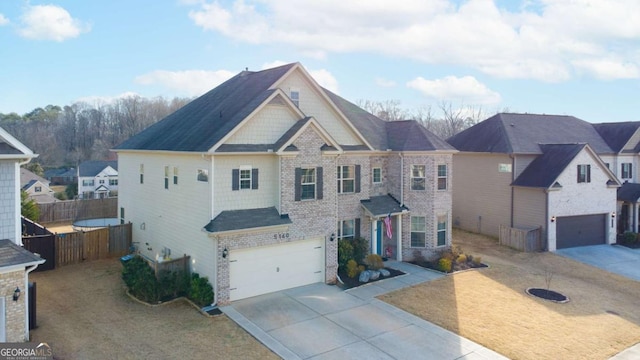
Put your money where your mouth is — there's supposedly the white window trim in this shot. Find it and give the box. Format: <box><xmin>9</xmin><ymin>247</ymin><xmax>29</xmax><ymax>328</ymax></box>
<box><xmin>337</xmin><ymin>219</ymin><xmax>355</xmax><ymax>240</ymax></box>
<box><xmin>239</xmin><ymin>165</ymin><xmax>252</xmax><ymax>190</ymax></box>
<box><xmin>437</xmin><ymin>164</ymin><xmax>447</xmax><ymax>191</ymax></box>
<box><xmin>621</xmin><ymin>163</ymin><xmax>632</xmax><ymax>179</ymax></box>
<box><xmin>337</xmin><ymin>165</ymin><xmax>355</xmax><ymax>193</ymax></box>
<box><xmin>301</xmin><ymin>168</ymin><xmax>316</xmax><ymax>200</ymax></box>
<box><xmin>436</xmin><ymin>214</ymin><xmax>447</xmax><ymax>247</ymax></box>
<box><xmin>372</xmin><ymin>167</ymin><xmax>382</xmax><ymax>184</ymax></box>
<box><xmin>173</xmin><ymin>167</ymin><xmax>179</xmax><ymax>185</ymax></box>
<box><xmin>164</xmin><ymin>165</ymin><xmax>169</xmax><ymax>189</ymax></box>
<box><xmin>197</xmin><ymin>169</ymin><xmax>209</xmax><ymax>182</ymax></box>
<box><xmin>410</xmin><ymin>216</ymin><xmax>427</xmax><ymax>248</ymax></box>
<box><xmin>290</xmin><ymin>88</ymin><xmax>300</xmax><ymax>107</ymax></box>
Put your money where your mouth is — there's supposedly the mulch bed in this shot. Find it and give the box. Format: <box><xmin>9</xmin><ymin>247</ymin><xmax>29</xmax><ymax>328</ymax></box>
<box><xmin>337</xmin><ymin>267</ymin><xmax>405</xmax><ymax>289</ymax></box>
<box><xmin>526</xmin><ymin>288</ymin><xmax>569</xmax><ymax>303</ymax></box>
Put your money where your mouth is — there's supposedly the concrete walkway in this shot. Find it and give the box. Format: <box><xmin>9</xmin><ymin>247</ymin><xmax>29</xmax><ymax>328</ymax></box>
<box><xmin>222</xmin><ymin>261</ymin><xmax>508</xmax><ymax>359</ymax></box>
<box><xmin>556</xmin><ymin>245</ymin><xmax>640</xmax><ymax>359</ymax></box>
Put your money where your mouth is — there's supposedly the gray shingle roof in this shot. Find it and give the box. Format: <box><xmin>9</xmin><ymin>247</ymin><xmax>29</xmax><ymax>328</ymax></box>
<box><xmin>78</xmin><ymin>160</ymin><xmax>118</xmax><ymax>177</ymax></box>
<box><xmin>386</xmin><ymin>120</ymin><xmax>456</xmax><ymax>151</ymax></box>
<box><xmin>447</xmin><ymin>113</ymin><xmax>614</xmax><ymax>155</ymax></box>
<box><xmin>116</xmin><ymin>64</ymin><xmax>295</xmax><ymax>152</ymax></box>
<box><xmin>618</xmin><ymin>182</ymin><xmax>640</xmax><ymax>202</ymax></box>
<box><xmin>360</xmin><ymin>195</ymin><xmax>409</xmax><ymax>218</ymax></box>
<box><xmin>204</xmin><ymin>207</ymin><xmax>292</xmax><ymax>233</ymax></box>
<box><xmin>20</xmin><ymin>168</ymin><xmax>48</xmax><ymax>187</ymax></box>
<box><xmin>0</xmin><ymin>239</ymin><xmax>45</xmax><ymax>268</ymax></box>
<box><xmin>512</xmin><ymin>144</ymin><xmax>586</xmax><ymax>188</ymax></box>
<box><xmin>593</xmin><ymin>122</ymin><xmax>640</xmax><ymax>153</ymax></box>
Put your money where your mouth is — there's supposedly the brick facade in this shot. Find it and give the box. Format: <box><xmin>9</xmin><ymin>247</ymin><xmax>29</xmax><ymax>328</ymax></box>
<box><xmin>0</xmin><ymin>269</ymin><xmax>26</xmax><ymax>342</ymax></box>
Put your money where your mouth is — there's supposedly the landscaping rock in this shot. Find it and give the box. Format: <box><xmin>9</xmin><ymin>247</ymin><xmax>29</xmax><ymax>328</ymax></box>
<box><xmin>358</xmin><ymin>270</ymin><xmax>371</xmax><ymax>283</ymax></box>
<box><xmin>370</xmin><ymin>270</ymin><xmax>380</xmax><ymax>280</ymax></box>
<box><xmin>379</xmin><ymin>268</ymin><xmax>390</xmax><ymax>277</ymax></box>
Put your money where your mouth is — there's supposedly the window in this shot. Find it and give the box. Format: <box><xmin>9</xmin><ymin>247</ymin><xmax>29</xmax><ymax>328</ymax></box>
<box><xmin>372</xmin><ymin>167</ymin><xmax>382</xmax><ymax>184</ymax></box>
<box><xmin>173</xmin><ymin>167</ymin><xmax>178</xmax><ymax>185</ymax></box>
<box><xmin>498</xmin><ymin>163</ymin><xmax>512</xmax><ymax>173</ymax></box>
<box><xmin>411</xmin><ymin>216</ymin><xmax>426</xmax><ymax>247</ymax></box>
<box><xmin>164</xmin><ymin>166</ymin><xmax>169</xmax><ymax>189</ymax></box>
<box><xmin>99</xmin><ymin>179</ymin><xmax>105</xmax><ymax>184</ymax></box>
<box><xmin>109</xmin><ymin>179</ymin><xmax>118</xmax><ymax>186</ymax></box>
<box><xmin>622</xmin><ymin>163</ymin><xmax>633</xmax><ymax>179</ymax></box>
<box><xmin>437</xmin><ymin>215</ymin><xmax>447</xmax><ymax>246</ymax></box>
<box><xmin>197</xmin><ymin>169</ymin><xmax>209</xmax><ymax>182</ymax></box>
<box><xmin>139</xmin><ymin>164</ymin><xmax>144</xmax><ymax>184</ymax></box>
<box><xmin>34</xmin><ymin>186</ymin><xmax>41</xmax><ymax>193</ymax></box>
<box><xmin>120</xmin><ymin>207</ymin><xmax>125</xmax><ymax>225</ymax></box>
<box><xmin>301</xmin><ymin>168</ymin><xmax>316</xmax><ymax>200</ymax></box>
<box><xmin>232</xmin><ymin>167</ymin><xmax>258</xmax><ymax>190</ymax></box>
<box><xmin>82</xmin><ymin>180</ymin><xmax>94</xmax><ymax>187</ymax></box>
<box><xmin>605</xmin><ymin>163</ymin><xmax>610</xmax><ymax>170</ymax></box>
<box><xmin>577</xmin><ymin>164</ymin><xmax>591</xmax><ymax>183</ymax></box>
<box><xmin>411</xmin><ymin>165</ymin><xmax>425</xmax><ymax>190</ymax></box>
<box><xmin>338</xmin><ymin>219</ymin><xmax>355</xmax><ymax>240</ymax></box>
<box><xmin>337</xmin><ymin>165</ymin><xmax>355</xmax><ymax>193</ymax></box>
<box><xmin>290</xmin><ymin>89</ymin><xmax>300</xmax><ymax>107</ymax></box>
<box><xmin>437</xmin><ymin>164</ymin><xmax>447</xmax><ymax>190</ymax></box>
<box><xmin>240</xmin><ymin>169</ymin><xmax>251</xmax><ymax>189</ymax></box>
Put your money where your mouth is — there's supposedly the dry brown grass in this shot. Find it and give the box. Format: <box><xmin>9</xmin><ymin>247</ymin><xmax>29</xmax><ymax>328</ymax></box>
<box><xmin>30</xmin><ymin>259</ymin><xmax>278</xmax><ymax>360</ymax></box>
<box><xmin>380</xmin><ymin>229</ymin><xmax>640</xmax><ymax>360</ymax></box>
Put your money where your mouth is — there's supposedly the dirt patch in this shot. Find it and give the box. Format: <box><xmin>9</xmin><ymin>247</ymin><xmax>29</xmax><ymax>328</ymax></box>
<box><xmin>379</xmin><ymin>229</ymin><xmax>640</xmax><ymax>360</ymax></box>
<box><xmin>30</xmin><ymin>259</ymin><xmax>278</xmax><ymax>360</ymax></box>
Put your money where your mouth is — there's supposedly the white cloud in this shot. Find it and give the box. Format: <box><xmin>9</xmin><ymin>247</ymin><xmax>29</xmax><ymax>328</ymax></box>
<box><xmin>0</xmin><ymin>14</ymin><xmax>9</xmax><ymax>26</ymax></box>
<box><xmin>135</xmin><ymin>70</ymin><xmax>236</xmax><ymax>96</ymax></box>
<box><xmin>375</xmin><ymin>78</ymin><xmax>397</xmax><ymax>88</ymax></box>
<box><xmin>260</xmin><ymin>62</ymin><xmax>339</xmax><ymax>93</ymax></box>
<box><xmin>407</xmin><ymin>76</ymin><xmax>502</xmax><ymax>105</ymax></box>
<box><xmin>185</xmin><ymin>0</ymin><xmax>640</xmax><ymax>81</ymax></box>
<box><xmin>18</xmin><ymin>5</ymin><xmax>89</xmax><ymax>41</ymax></box>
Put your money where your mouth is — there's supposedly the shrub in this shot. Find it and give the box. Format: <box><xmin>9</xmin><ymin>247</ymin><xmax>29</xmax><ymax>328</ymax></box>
<box><xmin>438</xmin><ymin>258</ymin><xmax>452</xmax><ymax>273</ymax></box>
<box><xmin>351</xmin><ymin>237</ymin><xmax>369</xmax><ymax>264</ymax></box>
<box><xmin>122</xmin><ymin>256</ymin><xmax>158</xmax><ymax>302</ymax></box>
<box><xmin>157</xmin><ymin>270</ymin><xmax>190</xmax><ymax>301</ymax></box>
<box><xmin>364</xmin><ymin>254</ymin><xmax>384</xmax><ymax>270</ymax></box>
<box><xmin>456</xmin><ymin>254</ymin><xmax>467</xmax><ymax>264</ymax></box>
<box><xmin>472</xmin><ymin>256</ymin><xmax>482</xmax><ymax>265</ymax></box>
<box><xmin>346</xmin><ymin>260</ymin><xmax>360</xmax><ymax>278</ymax></box>
<box><xmin>623</xmin><ymin>232</ymin><xmax>638</xmax><ymax>244</ymax></box>
<box><xmin>338</xmin><ymin>239</ymin><xmax>354</xmax><ymax>271</ymax></box>
<box><xmin>188</xmin><ymin>273</ymin><xmax>214</xmax><ymax>307</ymax></box>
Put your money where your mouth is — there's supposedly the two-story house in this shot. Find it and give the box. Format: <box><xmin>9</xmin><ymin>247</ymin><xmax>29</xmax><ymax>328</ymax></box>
<box><xmin>115</xmin><ymin>63</ymin><xmax>456</xmax><ymax>304</ymax></box>
<box><xmin>0</xmin><ymin>126</ymin><xmax>45</xmax><ymax>341</ymax></box>
<box><xmin>447</xmin><ymin>113</ymin><xmax>621</xmax><ymax>251</ymax></box>
<box><xmin>593</xmin><ymin>122</ymin><xmax>640</xmax><ymax>234</ymax></box>
<box><xmin>77</xmin><ymin>160</ymin><xmax>118</xmax><ymax>199</ymax></box>
<box><xmin>20</xmin><ymin>168</ymin><xmax>57</xmax><ymax>203</ymax></box>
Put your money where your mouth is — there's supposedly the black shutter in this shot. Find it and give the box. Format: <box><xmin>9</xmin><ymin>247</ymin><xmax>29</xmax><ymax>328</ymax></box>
<box><xmin>295</xmin><ymin>168</ymin><xmax>302</xmax><ymax>201</ymax></box>
<box><xmin>355</xmin><ymin>218</ymin><xmax>361</xmax><ymax>239</ymax></box>
<box><xmin>252</xmin><ymin>168</ymin><xmax>259</xmax><ymax>189</ymax></box>
<box><xmin>630</xmin><ymin>164</ymin><xmax>633</xmax><ymax>178</ymax></box>
<box><xmin>587</xmin><ymin>164</ymin><xmax>591</xmax><ymax>183</ymax></box>
<box><xmin>577</xmin><ymin>165</ymin><xmax>580</xmax><ymax>183</ymax></box>
<box><xmin>317</xmin><ymin>167</ymin><xmax>323</xmax><ymax>200</ymax></box>
<box><xmin>355</xmin><ymin>165</ymin><xmax>361</xmax><ymax>193</ymax></box>
<box><xmin>232</xmin><ymin>169</ymin><xmax>239</xmax><ymax>191</ymax></box>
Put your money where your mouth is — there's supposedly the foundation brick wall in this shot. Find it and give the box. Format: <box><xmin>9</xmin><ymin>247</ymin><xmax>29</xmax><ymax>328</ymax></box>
<box><xmin>0</xmin><ymin>270</ymin><xmax>26</xmax><ymax>342</ymax></box>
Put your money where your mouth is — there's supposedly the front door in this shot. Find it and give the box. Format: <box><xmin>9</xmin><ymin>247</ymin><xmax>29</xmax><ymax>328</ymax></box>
<box><xmin>376</xmin><ymin>220</ymin><xmax>383</xmax><ymax>256</ymax></box>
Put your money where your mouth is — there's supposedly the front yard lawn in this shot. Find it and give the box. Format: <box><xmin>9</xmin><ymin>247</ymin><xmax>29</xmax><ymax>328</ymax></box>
<box><xmin>30</xmin><ymin>259</ymin><xmax>278</xmax><ymax>360</ymax></box>
<box><xmin>380</xmin><ymin>229</ymin><xmax>640</xmax><ymax>360</ymax></box>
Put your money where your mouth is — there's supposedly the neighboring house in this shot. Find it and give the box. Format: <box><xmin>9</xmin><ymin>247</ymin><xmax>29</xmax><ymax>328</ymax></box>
<box><xmin>592</xmin><ymin>122</ymin><xmax>640</xmax><ymax>234</ymax></box>
<box><xmin>115</xmin><ymin>62</ymin><xmax>456</xmax><ymax>304</ymax></box>
<box><xmin>20</xmin><ymin>168</ymin><xmax>57</xmax><ymax>203</ymax></box>
<box><xmin>0</xmin><ymin>126</ymin><xmax>45</xmax><ymax>341</ymax></box>
<box><xmin>44</xmin><ymin>167</ymin><xmax>76</xmax><ymax>185</ymax></box>
<box><xmin>447</xmin><ymin>113</ymin><xmax>620</xmax><ymax>251</ymax></box>
<box><xmin>77</xmin><ymin>160</ymin><xmax>118</xmax><ymax>199</ymax></box>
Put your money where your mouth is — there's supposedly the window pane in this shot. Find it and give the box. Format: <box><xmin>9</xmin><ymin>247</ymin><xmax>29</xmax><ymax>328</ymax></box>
<box><xmin>412</xmin><ymin>178</ymin><xmax>425</xmax><ymax>190</ymax></box>
<box><xmin>438</xmin><ymin>164</ymin><xmax>447</xmax><ymax>177</ymax></box>
<box><xmin>301</xmin><ymin>184</ymin><xmax>315</xmax><ymax>200</ymax></box>
<box><xmin>437</xmin><ymin>230</ymin><xmax>446</xmax><ymax>246</ymax></box>
<box><xmin>240</xmin><ymin>169</ymin><xmax>251</xmax><ymax>189</ymax></box>
<box><xmin>197</xmin><ymin>169</ymin><xmax>209</xmax><ymax>182</ymax></box>
<box><xmin>411</xmin><ymin>217</ymin><xmax>425</xmax><ymax>231</ymax></box>
<box><xmin>373</xmin><ymin>168</ymin><xmax>381</xmax><ymax>183</ymax></box>
<box><xmin>343</xmin><ymin>179</ymin><xmax>354</xmax><ymax>193</ymax></box>
<box><xmin>412</xmin><ymin>165</ymin><xmax>425</xmax><ymax>178</ymax></box>
<box><xmin>342</xmin><ymin>220</ymin><xmax>354</xmax><ymax>237</ymax></box>
<box><xmin>411</xmin><ymin>232</ymin><xmax>425</xmax><ymax>247</ymax></box>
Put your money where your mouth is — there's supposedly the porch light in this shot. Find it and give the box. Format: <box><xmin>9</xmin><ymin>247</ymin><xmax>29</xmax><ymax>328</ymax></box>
<box><xmin>611</xmin><ymin>212</ymin><xmax>616</xmax><ymax>218</ymax></box>
<box><xmin>550</xmin><ymin>216</ymin><xmax>556</xmax><ymax>223</ymax></box>
<box><xmin>222</xmin><ymin>248</ymin><xmax>229</xmax><ymax>259</ymax></box>
<box><xmin>13</xmin><ymin>287</ymin><xmax>20</xmax><ymax>302</ymax></box>
<box><xmin>330</xmin><ymin>233</ymin><xmax>335</xmax><ymax>242</ymax></box>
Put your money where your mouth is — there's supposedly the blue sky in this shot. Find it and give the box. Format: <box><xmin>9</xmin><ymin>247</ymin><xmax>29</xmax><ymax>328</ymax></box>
<box><xmin>1</xmin><ymin>0</ymin><xmax>639</xmax><ymax>123</ymax></box>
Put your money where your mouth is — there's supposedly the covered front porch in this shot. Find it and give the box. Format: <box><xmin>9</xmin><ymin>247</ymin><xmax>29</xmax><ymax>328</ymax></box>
<box><xmin>618</xmin><ymin>183</ymin><xmax>640</xmax><ymax>234</ymax></box>
<box><xmin>360</xmin><ymin>195</ymin><xmax>409</xmax><ymax>261</ymax></box>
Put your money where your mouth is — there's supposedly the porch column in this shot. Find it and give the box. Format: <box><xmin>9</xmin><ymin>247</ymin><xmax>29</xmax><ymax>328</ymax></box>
<box><xmin>397</xmin><ymin>214</ymin><xmax>403</xmax><ymax>261</ymax></box>
<box><xmin>635</xmin><ymin>203</ymin><xmax>639</xmax><ymax>233</ymax></box>
<box><xmin>371</xmin><ymin>218</ymin><xmax>378</xmax><ymax>255</ymax></box>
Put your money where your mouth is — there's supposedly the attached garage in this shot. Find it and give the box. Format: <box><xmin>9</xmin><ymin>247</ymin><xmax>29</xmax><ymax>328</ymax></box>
<box><xmin>228</xmin><ymin>238</ymin><xmax>325</xmax><ymax>301</ymax></box>
<box><xmin>556</xmin><ymin>214</ymin><xmax>606</xmax><ymax>249</ymax></box>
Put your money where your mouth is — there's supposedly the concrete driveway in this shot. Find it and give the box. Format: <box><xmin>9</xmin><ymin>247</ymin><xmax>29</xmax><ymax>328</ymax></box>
<box><xmin>556</xmin><ymin>245</ymin><xmax>640</xmax><ymax>281</ymax></box>
<box><xmin>222</xmin><ymin>262</ymin><xmax>507</xmax><ymax>360</ymax></box>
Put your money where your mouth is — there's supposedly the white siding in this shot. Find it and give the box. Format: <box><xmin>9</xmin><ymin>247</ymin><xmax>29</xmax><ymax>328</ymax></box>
<box><xmin>277</xmin><ymin>70</ymin><xmax>362</xmax><ymax>146</ymax></box>
<box><xmin>213</xmin><ymin>155</ymin><xmax>279</xmax><ymax>214</ymax></box>
<box><xmin>0</xmin><ymin>161</ymin><xmax>19</xmax><ymax>244</ymax></box>
<box><xmin>452</xmin><ymin>153</ymin><xmax>513</xmax><ymax>237</ymax></box>
<box><xmin>118</xmin><ymin>152</ymin><xmax>217</xmax><ymax>281</ymax></box>
<box><xmin>547</xmin><ymin>149</ymin><xmax>617</xmax><ymax>250</ymax></box>
<box><xmin>226</xmin><ymin>102</ymin><xmax>300</xmax><ymax>144</ymax></box>
<box><xmin>513</xmin><ymin>187</ymin><xmax>546</xmax><ymax>236</ymax></box>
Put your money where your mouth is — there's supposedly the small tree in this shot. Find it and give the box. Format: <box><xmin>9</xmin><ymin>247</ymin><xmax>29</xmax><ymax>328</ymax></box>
<box><xmin>65</xmin><ymin>183</ymin><xmax>78</xmax><ymax>199</ymax></box>
<box><xmin>21</xmin><ymin>191</ymin><xmax>40</xmax><ymax>221</ymax></box>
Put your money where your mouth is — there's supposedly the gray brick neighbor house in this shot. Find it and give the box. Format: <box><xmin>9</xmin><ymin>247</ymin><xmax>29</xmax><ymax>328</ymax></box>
<box><xmin>115</xmin><ymin>63</ymin><xmax>456</xmax><ymax>304</ymax></box>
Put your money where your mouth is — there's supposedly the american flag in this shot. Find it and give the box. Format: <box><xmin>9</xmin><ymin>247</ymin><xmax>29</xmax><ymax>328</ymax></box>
<box><xmin>384</xmin><ymin>214</ymin><xmax>392</xmax><ymax>239</ymax></box>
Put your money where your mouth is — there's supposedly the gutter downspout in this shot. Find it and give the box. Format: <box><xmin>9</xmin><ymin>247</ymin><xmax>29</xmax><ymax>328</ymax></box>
<box><xmin>510</xmin><ymin>154</ymin><xmax>515</xmax><ymax>228</ymax></box>
<box><xmin>24</xmin><ymin>263</ymin><xmax>40</xmax><ymax>340</ymax></box>
<box><xmin>398</xmin><ymin>152</ymin><xmax>404</xmax><ymax>261</ymax></box>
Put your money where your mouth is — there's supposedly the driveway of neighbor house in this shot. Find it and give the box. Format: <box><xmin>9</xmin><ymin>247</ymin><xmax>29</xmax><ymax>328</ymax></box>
<box><xmin>556</xmin><ymin>244</ymin><xmax>640</xmax><ymax>281</ymax></box>
<box><xmin>29</xmin><ymin>259</ymin><xmax>278</xmax><ymax>360</ymax></box>
<box><xmin>222</xmin><ymin>262</ymin><xmax>508</xmax><ymax>360</ymax></box>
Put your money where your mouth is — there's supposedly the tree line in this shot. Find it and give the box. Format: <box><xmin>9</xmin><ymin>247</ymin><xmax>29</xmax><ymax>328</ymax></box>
<box><xmin>1</xmin><ymin>95</ymin><xmax>488</xmax><ymax>170</ymax></box>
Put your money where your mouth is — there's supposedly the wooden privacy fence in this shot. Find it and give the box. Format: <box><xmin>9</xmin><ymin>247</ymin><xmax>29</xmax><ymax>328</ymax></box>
<box><xmin>38</xmin><ymin>198</ymin><xmax>118</xmax><ymax>224</ymax></box>
<box><xmin>144</xmin><ymin>255</ymin><xmax>191</xmax><ymax>278</ymax></box>
<box><xmin>23</xmin><ymin>223</ymin><xmax>132</xmax><ymax>270</ymax></box>
<box><xmin>499</xmin><ymin>225</ymin><xmax>543</xmax><ymax>252</ymax></box>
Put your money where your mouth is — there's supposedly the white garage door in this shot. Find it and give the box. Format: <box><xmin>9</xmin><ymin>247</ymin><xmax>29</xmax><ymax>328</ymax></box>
<box><xmin>229</xmin><ymin>238</ymin><xmax>325</xmax><ymax>301</ymax></box>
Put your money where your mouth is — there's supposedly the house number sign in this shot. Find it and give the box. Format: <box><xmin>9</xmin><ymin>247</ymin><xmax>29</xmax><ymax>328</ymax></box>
<box><xmin>274</xmin><ymin>232</ymin><xmax>290</xmax><ymax>239</ymax></box>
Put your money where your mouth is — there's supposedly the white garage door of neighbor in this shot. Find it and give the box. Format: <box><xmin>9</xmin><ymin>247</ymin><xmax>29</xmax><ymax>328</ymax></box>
<box><xmin>229</xmin><ymin>238</ymin><xmax>325</xmax><ymax>301</ymax></box>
